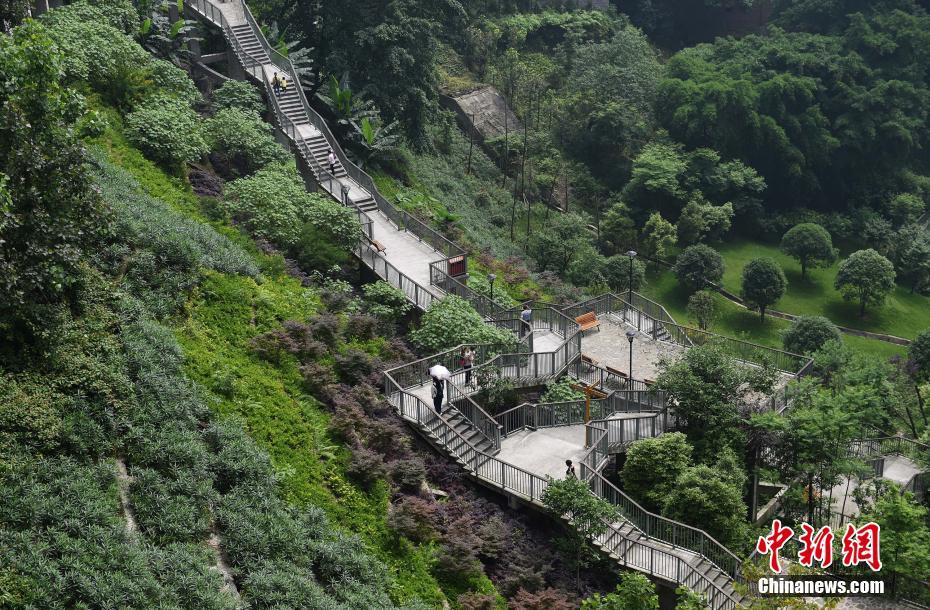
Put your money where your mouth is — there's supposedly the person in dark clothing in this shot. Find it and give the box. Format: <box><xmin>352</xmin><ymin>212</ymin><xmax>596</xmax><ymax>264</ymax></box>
<box><xmin>431</xmin><ymin>376</ymin><xmax>444</xmax><ymax>415</ymax></box>
<box><xmin>520</xmin><ymin>304</ymin><xmax>532</xmax><ymax>338</ymax></box>
<box><xmin>272</xmin><ymin>72</ymin><xmax>280</xmax><ymax>96</ymax></box>
<box><xmin>565</xmin><ymin>459</ymin><xmax>577</xmax><ymax>479</ymax></box>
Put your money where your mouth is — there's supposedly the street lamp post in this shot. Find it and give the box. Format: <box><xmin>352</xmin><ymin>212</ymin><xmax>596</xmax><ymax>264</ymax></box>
<box><xmin>625</xmin><ymin>250</ymin><xmax>637</xmax><ymax>306</ymax></box>
<box><xmin>626</xmin><ymin>328</ymin><xmax>636</xmax><ymax>383</ymax></box>
<box><xmin>488</xmin><ymin>273</ymin><xmax>497</xmax><ymax>304</ymax></box>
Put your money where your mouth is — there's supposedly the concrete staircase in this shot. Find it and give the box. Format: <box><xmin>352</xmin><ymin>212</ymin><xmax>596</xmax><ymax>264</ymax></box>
<box><xmin>442</xmin><ymin>410</ymin><xmax>498</xmax><ymax>457</ymax></box>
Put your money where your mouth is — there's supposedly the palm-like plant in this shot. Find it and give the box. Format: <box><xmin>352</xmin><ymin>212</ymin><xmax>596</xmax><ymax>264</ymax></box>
<box><xmin>263</xmin><ymin>21</ymin><xmax>316</xmax><ymax>90</ymax></box>
<box><xmin>140</xmin><ymin>0</ymin><xmax>201</xmax><ymax>67</ymax></box>
<box><xmin>353</xmin><ymin>116</ymin><xmax>400</xmax><ymax>166</ymax></box>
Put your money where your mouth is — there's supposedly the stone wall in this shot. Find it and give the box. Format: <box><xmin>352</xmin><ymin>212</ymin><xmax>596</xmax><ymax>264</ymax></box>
<box><xmin>441</xmin><ymin>86</ymin><xmax>522</xmax><ymax>143</ymax></box>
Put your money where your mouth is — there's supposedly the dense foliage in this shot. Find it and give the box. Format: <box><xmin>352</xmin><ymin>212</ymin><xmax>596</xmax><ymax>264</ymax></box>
<box><xmin>409</xmin><ymin>295</ymin><xmax>516</xmax><ymax>353</ymax></box>
<box><xmin>0</xmin><ymin>21</ymin><xmax>111</xmax><ymax>346</ymax></box>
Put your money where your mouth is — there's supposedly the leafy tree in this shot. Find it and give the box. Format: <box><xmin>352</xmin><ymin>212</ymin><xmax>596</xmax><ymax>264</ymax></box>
<box><xmin>886</xmin><ymin>192</ymin><xmax>925</xmax><ymax>227</ymax></box>
<box><xmin>566</xmin><ymin>245</ymin><xmax>608</xmax><ymax>289</ymax></box>
<box><xmin>892</xmin><ymin>224</ymin><xmax>930</xmax><ymax>294</ymax></box>
<box><xmin>621</xmin><ymin>432</ymin><xmax>692</xmax><ymax>512</ymax></box>
<box><xmin>754</xmin><ymin>389</ymin><xmax>859</xmax><ymax>524</ymax></box>
<box><xmin>310</xmin><ymin>0</ymin><xmax>466</xmax><ymax>150</ymax></box>
<box><xmin>211</xmin><ymin>80</ymin><xmax>264</xmax><ymax>115</ymax></box>
<box><xmin>639</xmin><ymin>211</ymin><xmax>677</xmax><ymax>263</ymax></box>
<box><xmin>676</xmin><ymin>199</ymin><xmax>734</xmax><ymax>245</ymax></box>
<box><xmin>861</xmin><ymin>490</ymin><xmax>930</xmax><ymax>586</ymax></box>
<box><xmin>531</xmin><ymin>213</ymin><xmax>593</xmax><ymax>275</ymax></box>
<box><xmin>409</xmin><ymin>295</ymin><xmax>515</xmax><ymax>353</ymax></box>
<box><xmin>541</xmin><ymin>477</ymin><xmax>618</xmax><ymax>591</ymax></box>
<box><xmin>620</xmin><ymin>141</ymin><xmax>687</xmax><ymax>217</ymax></box>
<box><xmin>598</xmin><ymin>199</ymin><xmax>637</xmax><ymax>256</ymax></box>
<box><xmin>780</xmin><ymin>223</ymin><xmax>836</xmax><ymax>279</ymax></box>
<box><xmin>908</xmin><ymin>329</ymin><xmax>930</xmax><ymax>418</ymax></box>
<box><xmin>834</xmin><ymin>249</ymin><xmax>896</xmax><ymax>317</ymax></box>
<box><xmin>125</xmin><ymin>94</ymin><xmax>208</xmax><ymax>169</ymax></box>
<box><xmin>662</xmin><ymin>464</ymin><xmax>748</xmax><ymax>547</ymax></box>
<box><xmin>225</xmin><ymin>163</ymin><xmax>359</xmax><ymax>256</ymax></box>
<box><xmin>204</xmin><ymin>108</ymin><xmax>289</xmax><ymax>178</ymax></box>
<box><xmin>581</xmin><ymin>572</ymin><xmax>658</xmax><ymax>610</ymax></box>
<box><xmin>559</xmin><ymin>26</ymin><xmax>662</xmax><ymax>187</ymax></box>
<box><xmin>740</xmin><ymin>257</ymin><xmax>787</xmax><ymax>321</ymax></box>
<box><xmin>673</xmin><ymin>244</ymin><xmax>724</xmax><ymax>293</ymax></box>
<box><xmin>41</xmin><ymin>2</ymin><xmax>151</xmax><ymax>109</ymax></box>
<box><xmin>656</xmin><ymin>344</ymin><xmax>773</xmax><ymax>458</ymax></box>
<box><xmin>0</xmin><ymin>21</ymin><xmax>110</xmax><ymax>337</ymax></box>
<box><xmin>602</xmin><ymin>255</ymin><xmax>646</xmax><ymax>295</ymax></box>
<box><xmin>782</xmin><ymin>316</ymin><xmax>841</xmax><ymax>355</ymax></box>
<box><xmin>686</xmin><ymin>290</ymin><xmax>716</xmax><ymax>330</ymax></box>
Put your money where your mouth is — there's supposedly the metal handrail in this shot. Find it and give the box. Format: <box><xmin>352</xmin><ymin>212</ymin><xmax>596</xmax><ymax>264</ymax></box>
<box><xmin>569</xmin><ymin>292</ymin><xmax>812</xmax><ymax>377</ymax></box>
<box><xmin>385</xmin><ymin>383</ymin><xmax>744</xmax><ymax>609</ymax></box>
<box><xmin>586</xmin><ymin>469</ymin><xmax>745</xmax><ymax>584</ymax></box>
<box><xmin>238</xmin><ymin>1</ymin><xmax>465</xmax><ymax>261</ymax></box>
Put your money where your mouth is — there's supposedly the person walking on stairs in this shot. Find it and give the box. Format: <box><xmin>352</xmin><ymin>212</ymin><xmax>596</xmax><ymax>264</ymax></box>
<box><xmin>431</xmin><ymin>375</ymin><xmax>444</xmax><ymax>416</ymax></box>
<box><xmin>272</xmin><ymin>72</ymin><xmax>280</xmax><ymax>96</ymax></box>
<box><xmin>328</xmin><ymin>149</ymin><xmax>337</xmax><ymax>176</ymax></box>
<box><xmin>280</xmin><ymin>74</ymin><xmax>288</xmax><ymax>93</ymax></box>
<box><xmin>565</xmin><ymin>459</ymin><xmax>577</xmax><ymax>479</ymax></box>
<box><xmin>461</xmin><ymin>346</ymin><xmax>475</xmax><ymax>386</ymax></box>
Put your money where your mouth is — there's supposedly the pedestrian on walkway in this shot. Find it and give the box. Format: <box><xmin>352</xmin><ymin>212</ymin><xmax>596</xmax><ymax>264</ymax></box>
<box><xmin>565</xmin><ymin>459</ymin><xmax>577</xmax><ymax>479</ymax></box>
<box><xmin>520</xmin><ymin>304</ymin><xmax>532</xmax><ymax>338</ymax></box>
<box><xmin>461</xmin><ymin>346</ymin><xmax>475</xmax><ymax>386</ymax></box>
<box><xmin>272</xmin><ymin>72</ymin><xmax>280</xmax><ymax>96</ymax></box>
<box><xmin>328</xmin><ymin>149</ymin><xmax>337</xmax><ymax>175</ymax></box>
<box><xmin>431</xmin><ymin>375</ymin><xmax>444</xmax><ymax>416</ymax></box>
<box><xmin>280</xmin><ymin>74</ymin><xmax>288</xmax><ymax>93</ymax></box>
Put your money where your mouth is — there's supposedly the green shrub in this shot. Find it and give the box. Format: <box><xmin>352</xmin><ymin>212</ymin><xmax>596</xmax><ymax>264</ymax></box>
<box><xmin>42</xmin><ymin>10</ymin><xmax>150</xmax><ymax>107</ymax></box>
<box><xmin>212</xmin><ymin>79</ymin><xmax>265</xmax><ymax>115</ymax></box>
<box><xmin>204</xmin><ymin>108</ymin><xmax>288</xmax><ymax>178</ymax></box>
<box><xmin>147</xmin><ymin>58</ymin><xmax>202</xmax><ymax>106</ymax></box>
<box><xmin>363</xmin><ymin>280</ymin><xmax>412</xmax><ymax>322</ymax></box>
<box><xmin>540</xmin><ymin>378</ymin><xmax>585</xmax><ymax>403</ymax></box>
<box><xmin>42</xmin><ymin>0</ymin><xmax>138</xmax><ymax>33</ymax></box>
<box><xmin>125</xmin><ymin>94</ymin><xmax>207</xmax><ymax>169</ymax></box>
<box><xmin>409</xmin><ymin>295</ymin><xmax>517</xmax><ymax>353</ymax></box>
<box><xmin>782</xmin><ymin>315</ymin><xmax>842</xmax><ymax>355</ymax></box>
<box><xmin>226</xmin><ymin>163</ymin><xmax>360</xmax><ymax>254</ymax></box>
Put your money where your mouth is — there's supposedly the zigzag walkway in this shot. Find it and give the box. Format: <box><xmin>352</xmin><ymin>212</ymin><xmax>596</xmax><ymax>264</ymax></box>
<box><xmin>186</xmin><ymin>2</ymin><xmax>756</xmax><ymax>605</ymax></box>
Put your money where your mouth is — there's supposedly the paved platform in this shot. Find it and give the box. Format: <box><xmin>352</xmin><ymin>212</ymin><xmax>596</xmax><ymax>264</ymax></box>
<box><xmin>532</xmin><ymin>330</ymin><xmax>563</xmax><ymax>353</ymax></box>
<box><xmin>579</xmin><ymin>317</ymin><xmax>685</xmax><ymax>381</ymax></box>
<box><xmin>368</xmin><ymin>211</ymin><xmax>446</xmax><ymax>293</ymax></box>
<box><xmin>829</xmin><ymin>455</ymin><xmax>923</xmax><ymax>518</ymax></box>
<box><xmin>497</xmin><ymin>425</ymin><xmax>588</xmax><ymax>480</ymax></box>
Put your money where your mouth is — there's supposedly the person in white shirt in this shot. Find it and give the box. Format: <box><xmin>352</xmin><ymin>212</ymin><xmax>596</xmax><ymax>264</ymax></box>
<box><xmin>327</xmin><ymin>149</ymin><xmax>337</xmax><ymax>175</ymax></box>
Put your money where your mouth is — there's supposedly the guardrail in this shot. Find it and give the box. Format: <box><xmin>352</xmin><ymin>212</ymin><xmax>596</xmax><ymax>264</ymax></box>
<box><xmin>495</xmin><ymin>388</ymin><xmax>670</xmax><ymax>438</ymax></box>
<box><xmin>357</xmin><ymin>245</ymin><xmax>436</xmax><ymax>310</ymax></box>
<box><xmin>853</xmin><ymin>436</ymin><xmax>930</xmax><ymax>464</ymax></box>
<box><xmin>586</xmin><ymin>470</ymin><xmax>745</xmax><ymax>585</ymax></box>
<box><xmin>569</xmin><ymin>292</ymin><xmax>812</xmax><ymax>377</ymax></box>
<box><xmin>384</xmin><ymin>384</ymin><xmax>743</xmax><ymax>610</ymax></box>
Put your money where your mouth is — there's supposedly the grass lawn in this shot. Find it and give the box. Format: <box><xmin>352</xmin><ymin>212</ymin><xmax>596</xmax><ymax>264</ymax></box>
<box><xmin>640</xmin><ymin>267</ymin><xmax>906</xmax><ymax>361</ymax></box>
<box><xmin>711</xmin><ymin>239</ymin><xmax>930</xmax><ymax>341</ymax></box>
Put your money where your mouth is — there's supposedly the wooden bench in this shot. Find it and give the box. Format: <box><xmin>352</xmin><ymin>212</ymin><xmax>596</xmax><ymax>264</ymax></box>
<box><xmin>605</xmin><ymin>365</ymin><xmax>628</xmax><ymax>379</ymax></box>
<box><xmin>575</xmin><ymin>311</ymin><xmax>600</xmax><ymax>333</ymax></box>
<box><xmin>367</xmin><ymin>237</ymin><xmax>386</xmax><ymax>254</ymax></box>
<box><xmin>580</xmin><ymin>353</ymin><xmax>599</xmax><ymax>370</ymax></box>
